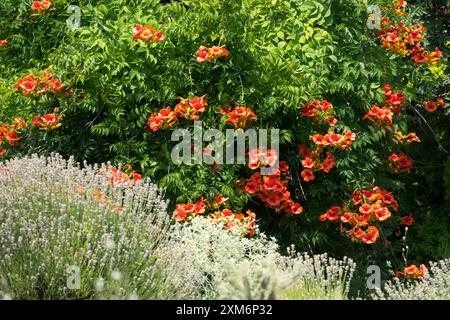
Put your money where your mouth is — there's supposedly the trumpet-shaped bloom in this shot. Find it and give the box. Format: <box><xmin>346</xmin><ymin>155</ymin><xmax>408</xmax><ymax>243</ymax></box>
<box><xmin>132</xmin><ymin>24</ymin><xmax>165</xmax><ymax>43</ymax></box>
<box><xmin>32</xmin><ymin>112</ymin><xmax>64</xmax><ymax>131</ymax></box>
<box><xmin>195</xmin><ymin>45</ymin><xmax>229</xmax><ymax>63</ymax></box>
<box><xmin>174</xmin><ymin>95</ymin><xmax>207</xmax><ymax>121</ymax></box>
<box><xmin>224</xmin><ymin>106</ymin><xmax>257</xmax><ymax>128</ymax></box>
<box><xmin>32</xmin><ymin>1</ymin><xmax>52</xmax><ymax>15</ymax></box>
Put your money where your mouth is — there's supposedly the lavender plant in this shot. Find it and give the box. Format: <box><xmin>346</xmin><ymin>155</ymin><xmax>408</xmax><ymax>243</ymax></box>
<box><xmin>276</xmin><ymin>250</ymin><xmax>356</xmax><ymax>300</ymax></box>
<box><xmin>373</xmin><ymin>259</ymin><xmax>450</xmax><ymax>300</ymax></box>
<box><xmin>219</xmin><ymin>250</ymin><xmax>356</xmax><ymax>300</ymax></box>
<box><xmin>0</xmin><ymin>154</ymin><xmax>171</xmax><ymax>299</ymax></box>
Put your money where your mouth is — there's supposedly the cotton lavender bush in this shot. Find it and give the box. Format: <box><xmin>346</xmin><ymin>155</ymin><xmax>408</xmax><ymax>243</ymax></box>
<box><xmin>373</xmin><ymin>259</ymin><xmax>450</xmax><ymax>300</ymax></box>
<box><xmin>157</xmin><ymin>217</ymin><xmax>280</xmax><ymax>299</ymax></box>
<box><xmin>0</xmin><ymin>154</ymin><xmax>171</xmax><ymax>299</ymax></box>
<box><xmin>160</xmin><ymin>217</ymin><xmax>356</xmax><ymax>300</ymax></box>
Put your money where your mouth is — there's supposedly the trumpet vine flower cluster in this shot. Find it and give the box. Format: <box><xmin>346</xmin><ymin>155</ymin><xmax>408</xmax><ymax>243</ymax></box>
<box><xmin>395</xmin><ymin>264</ymin><xmax>428</xmax><ymax>280</ymax></box>
<box><xmin>238</xmin><ymin>150</ymin><xmax>304</xmax><ymax>215</ymax></box>
<box><xmin>209</xmin><ymin>209</ymin><xmax>257</xmax><ymax>237</ymax></box>
<box><xmin>144</xmin><ymin>96</ymin><xmax>207</xmax><ymax>132</ymax></box>
<box><xmin>195</xmin><ymin>45</ymin><xmax>229</xmax><ymax>63</ymax></box>
<box><xmin>1</xmin><ymin>110</ymin><xmax>64</xmax><ymax>157</ymax></box>
<box><xmin>300</xmin><ymin>100</ymin><xmax>337</xmax><ymax>126</ymax></box>
<box><xmin>298</xmin><ymin>130</ymin><xmax>355</xmax><ymax>183</ymax></box>
<box><xmin>393</xmin><ymin>131</ymin><xmax>421</xmax><ymax>145</ymax></box>
<box><xmin>399</xmin><ymin>214</ymin><xmax>414</xmax><ymax>226</ymax></box>
<box><xmin>364</xmin><ymin>84</ymin><xmax>406</xmax><ymax>127</ymax></box>
<box><xmin>223</xmin><ymin>106</ymin><xmax>257</xmax><ymax>129</ymax></box>
<box><xmin>384</xmin><ymin>84</ymin><xmax>407</xmax><ymax>113</ymax></box>
<box><xmin>132</xmin><ymin>24</ymin><xmax>165</xmax><ymax>43</ymax></box>
<box><xmin>173</xmin><ymin>194</ymin><xmax>256</xmax><ymax>237</ymax></box>
<box><xmin>174</xmin><ymin>95</ymin><xmax>208</xmax><ymax>121</ymax></box>
<box><xmin>410</xmin><ymin>45</ymin><xmax>443</xmax><ymax>65</ymax></box>
<box><xmin>393</xmin><ymin>0</ymin><xmax>407</xmax><ymax>16</ymax></box>
<box><xmin>388</xmin><ymin>152</ymin><xmax>414</xmax><ymax>173</ymax></box>
<box><xmin>13</xmin><ymin>69</ymin><xmax>66</xmax><ymax>96</ymax></box>
<box><xmin>320</xmin><ymin>187</ymin><xmax>399</xmax><ymax>244</ymax></box>
<box><xmin>364</xmin><ymin>85</ymin><xmax>423</xmax><ymax>174</ymax></box>
<box><xmin>310</xmin><ymin>131</ymin><xmax>356</xmax><ymax>150</ymax></box>
<box><xmin>299</xmin><ymin>99</ymin><xmax>356</xmax><ymax>183</ymax></box>
<box><xmin>100</xmin><ymin>165</ymin><xmax>142</xmax><ymax>188</ymax></box>
<box><xmin>377</xmin><ymin>1</ymin><xmax>442</xmax><ymax>66</ymax></box>
<box><xmin>145</xmin><ymin>107</ymin><xmax>178</xmax><ymax>132</ymax></box>
<box><xmin>31</xmin><ymin>1</ymin><xmax>52</xmax><ymax>15</ymax></box>
<box><xmin>364</xmin><ymin>106</ymin><xmax>394</xmax><ymax>127</ymax></box>
<box><xmin>0</xmin><ymin>118</ymin><xmax>26</xmax><ymax>156</ymax></box>
<box><xmin>247</xmin><ymin>148</ymin><xmax>278</xmax><ymax>170</ymax></box>
<box><xmin>299</xmin><ymin>145</ymin><xmax>335</xmax><ymax>183</ymax></box>
<box><xmin>32</xmin><ymin>111</ymin><xmax>64</xmax><ymax>131</ymax></box>
<box><xmin>422</xmin><ymin>98</ymin><xmax>446</xmax><ymax>113</ymax></box>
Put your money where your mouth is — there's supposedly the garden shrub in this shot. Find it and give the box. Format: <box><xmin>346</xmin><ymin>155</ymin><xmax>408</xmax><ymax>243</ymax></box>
<box><xmin>0</xmin><ymin>154</ymin><xmax>171</xmax><ymax>299</ymax></box>
<box><xmin>0</xmin><ymin>0</ymin><xmax>449</xmax><ymax>299</ymax></box>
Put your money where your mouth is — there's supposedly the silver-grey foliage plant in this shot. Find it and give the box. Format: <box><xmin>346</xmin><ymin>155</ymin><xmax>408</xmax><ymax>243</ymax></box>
<box><xmin>0</xmin><ymin>154</ymin><xmax>171</xmax><ymax>299</ymax></box>
<box><xmin>160</xmin><ymin>217</ymin><xmax>356</xmax><ymax>300</ymax></box>
<box><xmin>373</xmin><ymin>259</ymin><xmax>450</xmax><ymax>300</ymax></box>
